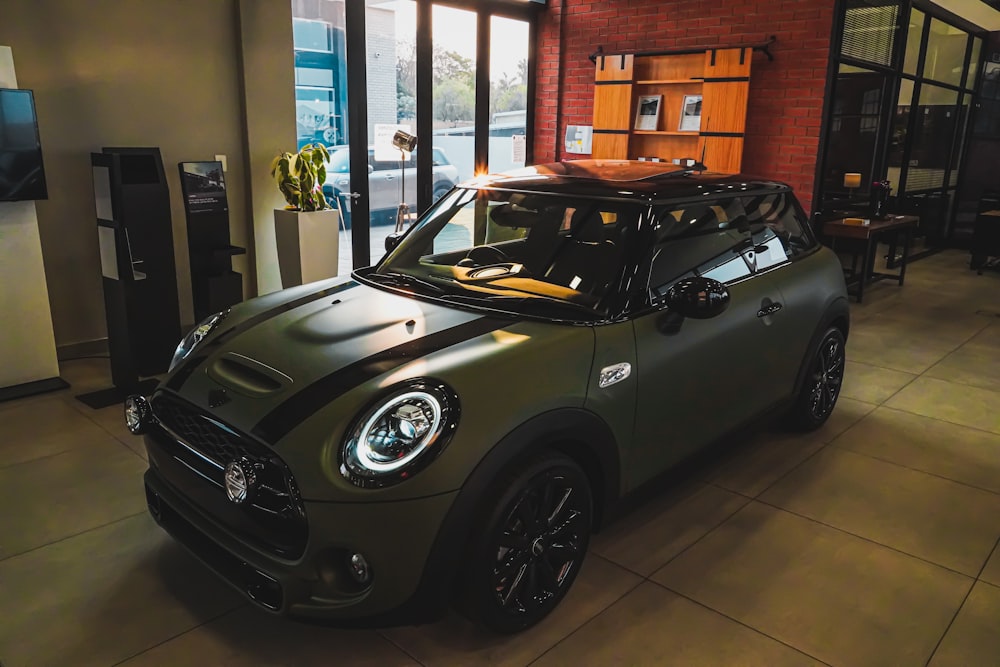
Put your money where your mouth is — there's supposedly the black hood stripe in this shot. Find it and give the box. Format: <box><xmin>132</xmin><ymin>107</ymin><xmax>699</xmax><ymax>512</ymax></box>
<box><xmin>250</xmin><ymin>316</ymin><xmax>510</xmax><ymax>444</ymax></box>
<box><xmin>164</xmin><ymin>281</ymin><xmax>359</xmax><ymax>392</ymax></box>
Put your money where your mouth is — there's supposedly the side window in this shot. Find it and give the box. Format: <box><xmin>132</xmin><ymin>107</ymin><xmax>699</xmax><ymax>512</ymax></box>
<box><xmin>648</xmin><ymin>198</ymin><xmax>753</xmax><ymax>297</ymax></box>
<box><xmin>742</xmin><ymin>192</ymin><xmax>816</xmax><ymax>268</ymax></box>
<box><xmin>432</xmin><ymin>149</ymin><xmax>449</xmax><ymax>166</ymax></box>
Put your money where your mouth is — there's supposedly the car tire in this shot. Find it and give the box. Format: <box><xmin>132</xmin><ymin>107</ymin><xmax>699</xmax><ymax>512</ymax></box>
<box><xmin>459</xmin><ymin>452</ymin><xmax>592</xmax><ymax>634</ymax></box>
<box><xmin>786</xmin><ymin>326</ymin><xmax>846</xmax><ymax>431</ymax></box>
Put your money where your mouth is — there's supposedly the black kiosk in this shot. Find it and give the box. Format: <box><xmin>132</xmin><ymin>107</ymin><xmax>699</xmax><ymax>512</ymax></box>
<box><xmin>178</xmin><ymin>161</ymin><xmax>244</xmax><ymax>320</ymax></box>
<box><xmin>80</xmin><ymin>147</ymin><xmax>181</xmax><ymax>408</ymax></box>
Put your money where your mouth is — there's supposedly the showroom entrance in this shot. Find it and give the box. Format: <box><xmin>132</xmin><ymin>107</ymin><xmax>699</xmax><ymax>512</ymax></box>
<box><xmin>290</xmin><ymin>0</ymin><xmax>543</xmax><ymax>272</ymax></box>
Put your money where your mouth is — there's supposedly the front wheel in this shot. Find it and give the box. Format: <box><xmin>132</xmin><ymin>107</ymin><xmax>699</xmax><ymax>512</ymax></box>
<box><xmin>787</xmin><ymin>327</ymin><xmax>846</xmax><ymax>431</ymax></box>
<box><xmin>460</xmin><ymin>453</ymin><xmax>592</xmax><ymax>633</ymax></box>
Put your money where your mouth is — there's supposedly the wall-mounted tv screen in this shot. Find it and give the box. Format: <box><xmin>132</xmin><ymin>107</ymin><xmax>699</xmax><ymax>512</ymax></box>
<box><xmin>0</xmin><ymin>88</ymin><xmax>48</xmax><ymax>201</ymax></box>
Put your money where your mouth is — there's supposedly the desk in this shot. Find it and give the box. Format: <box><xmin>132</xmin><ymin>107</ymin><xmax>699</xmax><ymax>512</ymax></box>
<box><xmin>823</xmin><ymin>215</ymin><xmax>919</xmax><ymax>303</ymax></box>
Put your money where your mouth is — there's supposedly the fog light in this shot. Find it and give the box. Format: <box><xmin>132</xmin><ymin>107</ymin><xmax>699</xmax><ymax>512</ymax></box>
<box><xmin>124</xmin><ymin>395</ymin><xmax>151</xmax><ymax>435</ymax></box>
<box><xmin>348</xmin><ymin>552</ymin><xmax>371</xmax><ymax>584</ymax></box>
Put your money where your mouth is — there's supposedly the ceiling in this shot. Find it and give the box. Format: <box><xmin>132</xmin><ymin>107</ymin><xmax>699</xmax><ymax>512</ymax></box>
<box><xmin>930</xmin><ymin>0</ymin><xmax>1000</xmax><ymax>30</ymax></box>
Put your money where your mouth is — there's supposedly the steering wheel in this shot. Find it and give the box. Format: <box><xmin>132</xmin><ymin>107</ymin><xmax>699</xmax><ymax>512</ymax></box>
<box><xmin>462</xmin><ymin>245</ymin><xmax>509</xmax><ymax>266</ymax></box>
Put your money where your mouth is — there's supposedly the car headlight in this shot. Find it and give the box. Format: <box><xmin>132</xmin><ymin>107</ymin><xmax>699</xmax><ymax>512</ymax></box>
<box><xmin>340</xmin><ymin>380</ymin><xmax>459</xmax><ymax>488</ymax></box>
<box><xmin>169</xmin><ymin>310</ymin><xmax>228</xmax><ymax>372</ymax></box>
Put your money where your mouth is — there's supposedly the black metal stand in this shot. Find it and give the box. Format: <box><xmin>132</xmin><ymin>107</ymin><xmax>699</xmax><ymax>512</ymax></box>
<box><xmin>78</xmin><ymin>147</ymin><xmax>181</xmax><ymax>410</ymax></box>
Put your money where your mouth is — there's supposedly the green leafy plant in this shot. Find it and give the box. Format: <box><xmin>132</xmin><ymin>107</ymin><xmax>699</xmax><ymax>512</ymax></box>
<box><xmin>269</xmin><ymin>143</ymin><xmax>331</xmax><ymax>212</ymax></box>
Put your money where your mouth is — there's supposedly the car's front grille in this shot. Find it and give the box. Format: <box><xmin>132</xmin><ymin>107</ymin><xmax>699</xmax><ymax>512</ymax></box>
<box><xmin>147</xmin><ymin>391</ymin><xmax>308</xmax><ymax>559</ymax></box>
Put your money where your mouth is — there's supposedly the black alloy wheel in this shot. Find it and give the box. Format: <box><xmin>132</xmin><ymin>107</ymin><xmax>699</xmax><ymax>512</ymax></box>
<box><xmin>789</xmin><ymin>327</ymin><xmax>846</xmax><ymax>430</ymax></box>
<box><xmin>461</xmin><ymin>453</ymin><xmax>592</xmax><ymax>633</ymax></box>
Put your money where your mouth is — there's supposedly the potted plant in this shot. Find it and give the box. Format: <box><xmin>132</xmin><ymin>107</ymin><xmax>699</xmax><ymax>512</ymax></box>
<box><xmin>270</xmin><ymin>143</ymin><xmax>340</xmax><ymax>288</ymax></box>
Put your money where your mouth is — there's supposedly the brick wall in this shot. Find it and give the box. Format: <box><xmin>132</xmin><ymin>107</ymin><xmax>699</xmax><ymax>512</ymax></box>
<box><xmin>535</xmin><ymin>0</ymin><xmax>834</xmax><ymax>213</ymax></box>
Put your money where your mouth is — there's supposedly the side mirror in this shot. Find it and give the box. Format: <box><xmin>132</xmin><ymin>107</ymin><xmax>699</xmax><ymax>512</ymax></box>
<box><xmin>664</xmin><ymin>277</ymin><xmax>730</xmax><ymax>319</ymax></box>
<box><xmin>384</xmin><ymin>231</ymin><xmax>405</xmax><ymax>253</ymax></box>
<box><xmin>368</xmin><ymin>164</ymin><xmax>374</xmax><ymax>174</ymax></box>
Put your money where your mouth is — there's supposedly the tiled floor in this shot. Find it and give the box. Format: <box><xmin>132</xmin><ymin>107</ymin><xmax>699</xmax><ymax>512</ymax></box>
<box><xmin>2</xmin><ymin>249</ymin><xmax>999</xmax><ymax>666</ymax></box>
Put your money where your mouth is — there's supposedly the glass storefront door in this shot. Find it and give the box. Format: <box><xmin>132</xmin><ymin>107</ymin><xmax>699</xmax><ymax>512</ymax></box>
<box><xmin>291</xmin><ymin>0</ymin><xmax>539</xmax><ymax>273</ymax></box>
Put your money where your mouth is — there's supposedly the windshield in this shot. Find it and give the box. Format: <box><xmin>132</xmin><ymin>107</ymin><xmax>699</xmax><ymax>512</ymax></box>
<box><xmin>368</xmin><ymin>187</ymin><xmax>643</xmax><ymax>321</ymax></box>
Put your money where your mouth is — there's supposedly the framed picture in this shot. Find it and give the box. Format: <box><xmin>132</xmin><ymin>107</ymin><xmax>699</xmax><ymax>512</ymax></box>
<box><xmin>634</xmin><ymin>94</ymin><xmax>662</xmax><ymax>131</ymax></box>
<box><xmin>679</xmin><ymin>94</ymin><xmax>703</xmax><ymax>132</ymax></box>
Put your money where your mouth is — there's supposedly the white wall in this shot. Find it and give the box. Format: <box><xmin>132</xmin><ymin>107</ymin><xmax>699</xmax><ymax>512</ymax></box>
<box><xmin>0</xmin><ymin>45</ymin><xmax>60</xmax><ymax>388</ymax></box>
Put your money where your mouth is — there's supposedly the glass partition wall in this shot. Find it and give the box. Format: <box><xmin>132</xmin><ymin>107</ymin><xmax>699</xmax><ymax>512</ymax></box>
<box><xmin>291</xmin><ymin>0</ymin><xmax>539</xmax><ymax>273</ymax></box>
<box><xmin>815</xmin><ymin>0</ymin><xmax>986</xmax><ymax>249</ymax></box>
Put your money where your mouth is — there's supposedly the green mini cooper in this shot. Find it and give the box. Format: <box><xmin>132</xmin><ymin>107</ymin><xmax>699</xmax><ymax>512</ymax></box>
<box><xmin>126</xmin><ymin>160</ymin><xmax>848</xmax><ymax>633</ymax></box>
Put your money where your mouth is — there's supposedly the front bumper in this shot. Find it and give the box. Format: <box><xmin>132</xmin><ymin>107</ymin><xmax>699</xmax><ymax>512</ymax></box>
<box><xmin>143</xmin><ymin>464</ymin><xmax>459</xmax><ymax>625</ymax></box>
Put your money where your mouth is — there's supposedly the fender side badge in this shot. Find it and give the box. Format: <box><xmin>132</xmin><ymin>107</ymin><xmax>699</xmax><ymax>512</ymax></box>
<box><xmin>599</xmin><ymin>362</ymin><xmax>632</xmax><ymax>388</ymax></box>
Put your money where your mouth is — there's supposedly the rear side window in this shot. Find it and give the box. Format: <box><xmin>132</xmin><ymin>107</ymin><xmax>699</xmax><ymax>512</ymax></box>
<box><xmin>741</xmin><ymin>193</ymin><xmax>816</xmax><ymax>265</ymax></box>
<box><xmin>648</xmin><ymin>197</ymin><xmax>754</xmax><ymax>294</ymax></box>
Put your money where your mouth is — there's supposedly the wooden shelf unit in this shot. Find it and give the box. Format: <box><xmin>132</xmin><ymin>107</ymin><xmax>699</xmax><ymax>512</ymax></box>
<box><xmin>592</xmin><ymin>47</ymin><xmax>753</xmax><ymax>174</ymax></box>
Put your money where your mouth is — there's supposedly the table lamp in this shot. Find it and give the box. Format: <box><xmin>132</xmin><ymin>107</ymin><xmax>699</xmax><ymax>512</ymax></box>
<box><xmin>843</xmin><ymin>172</ymin><xmax>862</xmax><ymax>201</ymax></box>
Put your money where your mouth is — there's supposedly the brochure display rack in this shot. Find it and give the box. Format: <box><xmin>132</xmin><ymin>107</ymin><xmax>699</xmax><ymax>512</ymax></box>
<box><xmin>591</xmin><ymin>41</ymin><xmax>771</xmax><ymax>173</ymax></box>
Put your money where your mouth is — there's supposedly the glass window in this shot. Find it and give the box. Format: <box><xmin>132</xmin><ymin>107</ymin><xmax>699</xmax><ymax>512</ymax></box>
<box><xmin>293</xmin><ymin>18</ymin><xmax>332</xmax><ymax>52</ymax></box>
<box><xmin>433</xmin><ymin>6</ymin><xmax>477</xmax><ymax>183</ymax></box>
<box><xmin>489</xmin><ymin>16</ymin><xmax>529</xmax><ymax>173</ymax></box>
<box><xmin>923</xmin><ymin>18</ymin><xmax>967</xmax><ymax>87</ymax></box>
<box><xmin>903</xmin><ymin>8</ymin><xmax>924</xmax><ymax>75</ymax></box>
<box><xmin>743</xmin><ymin>193</ymin><xmax>816</xmax><ymax>263</ymax></box>
<box><xmin>841</xmin><ymin>0</ymin><xmax>900</xmax><ymax>68</ymax></box>
<box><xmin>906</xmin><ymin>84</ymin><xmax>959</xmax><ymax>192</ymax></box>
<box><xmin>295</xmin><ymin>88</ymin><xmax>339</xmax><ymax>147</ymax></box>
<box><xmin>822</xmin><ymin>64</ymin><xmax>886</xmax><ymax>198</ymax></box>
<box><xmin>886</xmin><ymin>78</ymin><xmax>914</xmax><ymax>190</ymax></box>
<box><xmin>295</xmin><ymin>67</ymin><xmax>334</xmax><ymax>88</ymax></box>
<box><xmin>649</xmin><ymin>198</ymin><xmax>753</xmax><ymax>292</ymax></box>
<box><xmin>967</xmin><ymin>37</ymin><xmax>983</xmax><ymax>91</ymax></box>
<box><xmin>950</xmin><ymin>94</ymin><xmax>971</xmax><ymax>187</ymax></box>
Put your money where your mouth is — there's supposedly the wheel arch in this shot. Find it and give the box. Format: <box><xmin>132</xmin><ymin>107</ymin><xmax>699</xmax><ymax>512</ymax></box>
<box><xmin>404</xmin><ymin>408</ymin><xmax>620</xmax><ymax>620</ymax></box>
<box><xmin>792</xmin><ymin>295</ymin><xmax>850</xmax><ymax>398</ymax></box>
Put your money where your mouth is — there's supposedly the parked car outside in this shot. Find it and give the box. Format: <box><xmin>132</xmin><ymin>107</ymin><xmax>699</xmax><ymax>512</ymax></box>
<box><xmin>321</xmin><ymin>145</ymin><xmax>460</xmax><ymax>227</ymax></box>
<box><xmin>126</xmin><ymin>160</ymin><xmax>849</xmax><ymax>634</ymax></box>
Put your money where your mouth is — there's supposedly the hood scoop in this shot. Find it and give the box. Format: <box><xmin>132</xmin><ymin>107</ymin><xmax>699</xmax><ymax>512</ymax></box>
<box><xmin>207</xmin><ymin>353</ymin><xmax>292</xmax><ymax>398</ymax></box>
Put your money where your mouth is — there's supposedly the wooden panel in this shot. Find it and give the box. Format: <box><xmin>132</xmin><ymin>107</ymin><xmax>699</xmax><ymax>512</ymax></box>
<box><xmin>697</xmin><ymin>136</ymin><xmax>744</xmax><ymax>174</ymax></box>
<box><xmin>594</xmin><ymin>83</ymin><xmax>632</xmax><ymax>131</ymax></box>
<box><xmin>632</xmin><ymin>134</ymin><xmax>699</xmax><ymax>162</ymax></box>
<box><xmin>591</xmin><ymin>133</ymin><xmax>629</xmax><ymax>159</ymax></box>
<box><xmin>703</xmin><ymin>47</ymin><xmax>752</xmax><ymax>79</ymax></box>
<box><xmin>700</xmin><ymin>81</ymin><xmax>748</xmax><ymax>134</ymax></box>
<box><xmin>634</xmin><ymin>52</ymin><xmax>702</xmax><ymax>81</ymax></box>
<box><xmin>595</xmin><ymin>54</ymin><xmax>633</xmax><ymax>82</ymax></box>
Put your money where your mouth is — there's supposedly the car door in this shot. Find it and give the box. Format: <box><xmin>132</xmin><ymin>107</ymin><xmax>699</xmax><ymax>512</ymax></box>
<box><xmin>368</xmin><ymin>149</ymin><xmax>399</xmax><ymax>217</ymax></box>
<box><xmin>739</xmin><ymin>190</ymin><xmax>829</xmax><ymax>399</ymax></box>
<box><xmin>626</xmin><ymin>197</ymin><xmax>791</xmax><ymax>487</ymax></box>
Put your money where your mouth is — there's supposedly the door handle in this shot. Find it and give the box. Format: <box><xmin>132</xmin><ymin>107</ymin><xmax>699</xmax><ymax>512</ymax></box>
<box><xmin>384</xmin><ymin>174</ymin><xmax>395</xmax><ymax>180</ymax></box>
<box><xmin>757</xmin><ymin>302</ymin><xmax>783</xmax><ymax>318</ymax></box>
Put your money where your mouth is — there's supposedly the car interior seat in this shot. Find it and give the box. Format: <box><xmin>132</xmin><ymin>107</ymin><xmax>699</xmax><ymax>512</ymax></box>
<box><xmin>544</xmin><ymin>207</ymin><xmax>619</xmax><ymax>295</ymax></box>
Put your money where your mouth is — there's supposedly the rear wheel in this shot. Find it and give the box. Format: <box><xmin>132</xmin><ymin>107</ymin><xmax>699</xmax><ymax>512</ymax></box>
<box><xmin>787</xmin><ymin>327</ymin><xmax>846</xmax><ymax>431</ymax></box>
<box><xmin>459</xmin><ymin>453</ymin><xmax>592</xmax><ymax>633</ymax></box>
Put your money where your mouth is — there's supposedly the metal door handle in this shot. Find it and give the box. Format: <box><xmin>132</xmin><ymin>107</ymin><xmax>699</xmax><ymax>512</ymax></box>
<box><xmin>757</xmin><ymin>302</ymin><xmax>783</xmax><ymax>318</ymax></box>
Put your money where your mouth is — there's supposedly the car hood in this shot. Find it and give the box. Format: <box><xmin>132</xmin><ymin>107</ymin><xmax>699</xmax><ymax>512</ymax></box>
<box><xmin>158</xmin><ymin>277</ymin><xmax>508</xmax><ymax>443</ymax></box>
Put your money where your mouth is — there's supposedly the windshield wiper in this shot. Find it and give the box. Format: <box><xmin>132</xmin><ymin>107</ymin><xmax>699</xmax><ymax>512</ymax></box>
<box><xmin>369</xmin><ymin>271</ymin><xmax>447</xmax><ymax>294</ymax></box>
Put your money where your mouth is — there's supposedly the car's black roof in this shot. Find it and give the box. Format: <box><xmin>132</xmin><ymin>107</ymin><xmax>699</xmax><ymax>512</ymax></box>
<box><xmin>462</xmin><ymin>160</ymin><xmax>790</xmax><ymax>203</ymax></box>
